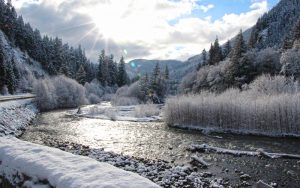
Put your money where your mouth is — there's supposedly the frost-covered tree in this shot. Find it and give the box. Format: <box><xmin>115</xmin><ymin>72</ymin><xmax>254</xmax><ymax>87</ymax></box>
<box><xmin>76</xmin><ymin>65</ymin><xmax>86</xmax><ymax>85</ymax></box>
<box><xmin>280</xmin><ymin>48</ymin><xmax>300</xmax><ymax>80</ymax></box>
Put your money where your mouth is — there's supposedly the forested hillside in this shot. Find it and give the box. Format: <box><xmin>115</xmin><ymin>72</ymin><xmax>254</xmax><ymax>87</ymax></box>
<box><xmin>0</xmin><ymin>0</ymin><xmax>129</xmax><ymax>97</ymax></box>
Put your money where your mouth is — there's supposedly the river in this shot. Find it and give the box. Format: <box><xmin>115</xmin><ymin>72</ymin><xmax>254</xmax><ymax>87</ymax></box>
<box><xmin>20</xmin><ymin>107</ymin><xmax>300</xmax><ymax>187</ymax></box>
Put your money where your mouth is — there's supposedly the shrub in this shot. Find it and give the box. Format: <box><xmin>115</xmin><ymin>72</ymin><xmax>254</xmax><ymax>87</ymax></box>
<box><xmin>34</xmin><ymin>76</ymin><xmax>88</xmax><ymax>111</ymax></box>
<box><xmin>165</xmin><ymin>75</ymin><xmax>300</xmax><ymax>136</ymax></box>
<box><xmin>111</xmin><ymin>82</ymin><xmax>141</xmax><ymax>106</ymax></box>
<box><xmin>135</xmin><ymin>104</ymin><xmax>160</xmax><ymax>118</ymax></box>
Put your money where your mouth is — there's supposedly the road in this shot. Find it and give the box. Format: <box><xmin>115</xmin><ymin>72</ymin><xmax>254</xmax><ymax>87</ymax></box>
<box><xmin>0</xmin><ymin>94</ymin><xmax>35</xmax><ymax>102</ymax></box>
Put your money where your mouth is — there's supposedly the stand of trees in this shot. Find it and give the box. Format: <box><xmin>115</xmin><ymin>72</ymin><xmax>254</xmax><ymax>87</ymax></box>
<box><xmin>112</xmin><ymin>63</ymin><xmax>169</xmax><ymax>105</ymax></box>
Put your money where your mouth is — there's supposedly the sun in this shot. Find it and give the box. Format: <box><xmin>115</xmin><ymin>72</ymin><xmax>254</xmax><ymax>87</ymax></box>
<box><xmin>87</xmin><ymin>1</ymin><xmax>128</xmax><ymax>40</ymax></box>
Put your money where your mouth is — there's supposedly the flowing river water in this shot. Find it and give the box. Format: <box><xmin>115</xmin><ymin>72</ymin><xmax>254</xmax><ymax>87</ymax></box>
<box><xmin>20</xmin><ymin>107</ymin><xmax>300</xmax><ymax>187</ymax></box>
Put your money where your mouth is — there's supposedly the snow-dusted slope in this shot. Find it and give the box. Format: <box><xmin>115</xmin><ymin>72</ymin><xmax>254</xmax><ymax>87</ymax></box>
<box><xmin>0</xmin><ymin>30</ymin><xmax>47</xmax><ymax>92</ymax></box>
<box><xmin>0</xmin><ymin>99</ymin><xmax>38</xmax><ymax>137</ymax></box>
<box><xmin>0</xmin><ymin>137</ymin><xmax>160</xmax><ymax>188</ymax></box>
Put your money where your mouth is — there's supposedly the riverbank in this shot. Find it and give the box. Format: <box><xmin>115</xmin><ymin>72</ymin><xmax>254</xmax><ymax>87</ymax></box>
<box><xmin>0</xmin><ymin>137</ymin><xmax>160</xmax><ymax>188</ymax></box>
<box><xmin>0</xmin><ymin>98</ymin><xmax>38</xmax><ymax>137</ymax></box>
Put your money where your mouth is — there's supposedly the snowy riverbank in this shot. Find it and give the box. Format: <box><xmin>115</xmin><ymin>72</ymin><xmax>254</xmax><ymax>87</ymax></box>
<box><xmin>0</xmin><ymin>137</ymin><xmax>160</xmax><ymax>188</ymax></box>
<box><xmin>0</xmin><ymin>98</ymin><xmax>38</xmax><ymax>137</ymax></box>
<box><xmin>71</xmin><ymin>102</ymin><xmax>163</xmax><ymax>122</ymax></box>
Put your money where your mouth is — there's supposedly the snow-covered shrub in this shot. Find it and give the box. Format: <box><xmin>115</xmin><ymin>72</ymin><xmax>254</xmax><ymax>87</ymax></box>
<box><xmin>178</xmin><ymin>71</ymin><xmax>197</xmax><ymax>94</ymax></box>
<box><xmin>165</xmin><ymin>75</ymin><xmax>300</xmax><ymax>136</ymax></box>
<box><xmin>280</xmin><ymin>48</ymin><xmax>300</xmax><ymax>80</ymax></box>
<box><xmin>135</xmin><ymin>104</ymin><xmax>160</xmax><ymax>118</ymax></box>
<box><xmin>112</xmin><ymin>96</ymin><xmax>140</xmax><ymax>106</ymax></box>
<box><xmin>84</xmin><ymin>80</ymin><xmax>104</xmax><ymax>96</ymax></box>
<box><xmin>0</xmin><ymin>85</ymin><xmax>9</xmax><ymax>95</ymax></box>
<box><xmin>87</xmin><ymin>94</ymin><xmax>101</xmax><ymax>104</ymax></box>
<box><xmin>34</xmin><ymin>76</ymin><xmax>88</xmax><ymax>111</ymax></box>
<box><xmin>111</xmin><ymin>82</ymin><xmax>141</xmax><ymax>106</ymax></box>
<box><xmin>253</xmin><ymin>48</ymin><xmax>281</xmax><ymax>75</ymax></box>
<box><xmin>249</xmin><ymin>74</ymin><xmax>299</xmax><ymax>96</ymax></box>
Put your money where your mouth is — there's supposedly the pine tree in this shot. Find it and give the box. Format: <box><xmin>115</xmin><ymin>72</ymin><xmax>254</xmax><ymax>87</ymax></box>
<box><xmin>232</xmin><ymin>30</ymin><xmax>247</xmax><ymax>61</ymax></box>
<box><xmin>139</xmin><ymin>74</ymin><xmax>150</xmax><ymax>102</ymax></box>
<box><xmin>223</xmin><ymin>40</ymin><xmax>232</xmax><ymax>58</ymax></box>
<box><xmin>0</xmin><ymin>48</ymin><xmax>6</xmax><ymax>90</ymax></box>
<box><xmin>151</xmin><ymin>63</ymin><xmax>160</xmax><ymax>86</ymax></box>
<box><xmin>292</xmin><ymin>19</ymin><xmax>300</xmax><ymax>42</ymax></box>
<box><xmin>208</xmin><ymin>44</ymin><xmax>215</xmax><ymax>65</ymax></box>
<box><xmin>97</xmin><ymin>50</ymin><xmax>105</xmax><ymax>84</ymax></box>
<box><xmin>5</xmin><ymin>60</ymin><xmax>16</xmax><ymax>94</ymax></box>
<box><xmin>212</xmin><ymin>37</ymin><xmax>223</xmax><ymax>63</ymax></box>
<box><xmin>76</xmin><ymin>65</ymin><xmax>86</xmax><ymax>85</ymax></box>
<box><xmin>117</xmin><ymin>56</ymin><xmax>128</xmax><ymax>87</ymax></box>
<box><xmin>11</xmin><ymin>57</ymin><xmax>19</xmax><ymax>81</ymax></box>
<box><xmin>107</xmin><ymin>54</ymin><xmax>117</xmax><ymax>86</ymax></box>
<box><xmin>164</xmin><ymin>65</ymin><xmax>169</xmax><ymax>79</ymax></box>
<box><xmin>202</xmin><ymin>49</ymin><xmax>207</xmax><ymax>65</ymax></box>
<box><xmin>198</xmin><ymin>49</ymin><xmax>207</xmax><ymax>70</ymax></box>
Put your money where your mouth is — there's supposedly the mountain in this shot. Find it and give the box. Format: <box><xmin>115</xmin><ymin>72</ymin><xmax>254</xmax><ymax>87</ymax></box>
<box><xmin>248</xmin><ymin>0</ymin><xmax>300</xmax><ymax>49</ymax></box>
<box><xmin>126</xmin><ymin>59</ymin><xmax>183</xmax><ymax>79</ymax></box>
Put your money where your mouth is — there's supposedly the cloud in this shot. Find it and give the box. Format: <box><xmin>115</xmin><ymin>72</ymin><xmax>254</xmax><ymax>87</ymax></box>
<box><xmin>13</xmin><ymin>0</ymin><xmax>269</xmax><ymax>62</ymax></box>
<box><xmin>199</xmin><ymin>4</ymin><xmax>214</xmax><ymax>13</ymax></box>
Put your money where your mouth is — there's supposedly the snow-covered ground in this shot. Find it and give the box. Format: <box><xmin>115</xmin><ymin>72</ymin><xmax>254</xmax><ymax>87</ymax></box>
<box><xmin>0</xmin><ymin>137</ymin><xmax>160</xmax><ymax>188</ymax></box>
<box><xmin>0</xmin><ymin>98</ymin><xmax>38</xmax><ymax>137</ymax></box>
<box><xmin>71</xmin><ymin>102</ymin><xmax>163</xmax><ymax>122</ymax></box>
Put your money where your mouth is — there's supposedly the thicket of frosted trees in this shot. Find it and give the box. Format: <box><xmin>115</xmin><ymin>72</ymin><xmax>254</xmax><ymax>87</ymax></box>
<box><xmin>166</xmin><ymin>75</ymin><xmax>300</xmax><ymax>136</ymax></box>
<box><xmin>112</xmin><ymin>63</ymin><xmax>169</xmax><ymax>105</ymax></box>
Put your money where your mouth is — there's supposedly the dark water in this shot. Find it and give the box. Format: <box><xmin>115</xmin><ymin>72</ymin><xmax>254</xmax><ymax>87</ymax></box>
<box><xmin>21</xmin><ymin>109</ymin><xmax>300</xmax><ymax>187</ymax></box>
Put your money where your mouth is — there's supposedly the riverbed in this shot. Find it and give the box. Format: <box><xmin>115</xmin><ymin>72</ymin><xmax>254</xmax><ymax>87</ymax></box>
<box><xmin>20</xmin><ymin>106</ymin><xmax>300</xmax><ymax>187</ymax></box>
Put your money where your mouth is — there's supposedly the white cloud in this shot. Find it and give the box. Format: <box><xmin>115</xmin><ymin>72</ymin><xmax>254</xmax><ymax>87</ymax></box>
<box><xmin>13</xmin><ymin>0</ymin><xmax>269</xmax><ymax>62</ymax></box>
<box><xmin>199</xmin><ymin>4</ymin><xmax>214</xmax><ymax>13</ymax></box>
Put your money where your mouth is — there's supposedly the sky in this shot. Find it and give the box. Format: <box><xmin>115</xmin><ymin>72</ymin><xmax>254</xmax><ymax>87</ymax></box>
<box><xmin>12</xmin><ymin>0</ymin><xmax>279</xmax><ymax>62</ymax></box>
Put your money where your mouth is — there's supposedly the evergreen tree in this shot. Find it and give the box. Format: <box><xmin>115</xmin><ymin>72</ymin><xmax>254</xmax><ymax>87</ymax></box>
<box><xmin>11</xmin><ymin>57</ymin><xmax>19</xmax><ymax>81</ymax></box>
<box><xmin>97</xmin><ymin>50</ymin><xmax>105</xmax><ymax>84</ymax></box>
<box><xmin>107</xmin><ymin>54</ymin><xmax>117</xmax><ymax>86</ymax></box>
<box><xmin>139</xmin><ymin>74</ymin><xmax>150</xmax><ymax>102</ymax></box>
<box><xmin>293</xmin><ymin>19</ymin><xmax>300</xmax><ymax>41</ymax></box>
<box><xmin>76</xmin><ymin>65</ymin><xmax>86</xmax><ymax>85</ymax></box>
<box><xmin>164</xmin><ymin>65</ymin><xmax>169</xmax><ymax>80</ymax></box>
<box><xmin>5</xmin><ymin>60</ymin><xmax>16</xmax><ymax>94</ymax></box>
<box><xmin>0</xmin><ymin>48</ymin><xmax>6</xmax><ymax>90</ymax></box>
<box><xmin>212</xmin><ymin>37</ymin><xmax>223</xmax><ymax>63</ymax></box>
<box><xmin>151</xmin><ymin>63</ymin><xmax>160</xmax><ymax>86</ymax></box>
<box><xmin>208</xmin><ymin>44</ymin><xmax>215</xmax><ymax>65</ymax></box>
<box><xmin>198</xmin><ymin>49</ymin><xmax>207</xmax><ymax>70</ymax></box>
<box><xmin>223</xmin><ymin>40</ymin><xmax>232</xmax><ymax>58</ymax></box>
<box><xmin>226</xmin><ymin>30</ymin><xmax>249</xmax><ymax>87</ymax></box>
<box><xmin>117</xmin><ymin>56</ymin><xmax>128</xmax><ymax>87</ymax></box>
<box><xmin>232</xmin><ymin>30</ymin><xmax>247</xmax><ymax>61</ymax></box>
<box><xmin>202</xmin><ymin>49</ymin><xmax>207</xmax><ymax>65</ymax></box>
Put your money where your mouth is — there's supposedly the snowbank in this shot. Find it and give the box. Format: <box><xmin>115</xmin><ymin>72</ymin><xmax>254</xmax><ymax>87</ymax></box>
<box><xmin>0</xmin><ymin>137</ymin><xmax>160</xmax><ymax>188</ymax></box>
<box><xmin>73</xmin><ymin>102</ymin><xmax>162</xmax><ymax>122</ymax></box>
<box><xmin>0</xmin><ymin>99</ymin><xmax>38</xmax><ymax>137</ymax></box>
